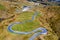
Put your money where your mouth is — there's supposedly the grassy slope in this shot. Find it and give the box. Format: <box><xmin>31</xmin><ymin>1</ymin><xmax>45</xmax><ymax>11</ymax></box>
<box><xmin>12</xmin><ymin>12</ymin><xmax>41</xmax><ymax>32</ymax></box>
<box><xmin>12</xmin><ymin>20</ymin><xmax>40</xmax><ymax>32</ymax></box>
<box><xmin>0</xmin><ymin>4</ymin><xmax>6</xmax><ymax>10</ymax></box>
<box><xmin>15</xmin><ymin>12</ymin><xmax>34</xmax><ymax>21</ymax></box>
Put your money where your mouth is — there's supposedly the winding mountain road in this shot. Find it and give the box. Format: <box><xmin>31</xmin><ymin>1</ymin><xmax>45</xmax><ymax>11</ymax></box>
<box><xmin>7</xmin><ymin>12</ymin><xmax>47</xmax><ymax>40</ymax></box>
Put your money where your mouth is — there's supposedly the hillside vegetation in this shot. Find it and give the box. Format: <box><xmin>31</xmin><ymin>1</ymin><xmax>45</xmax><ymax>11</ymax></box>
<box><xmin>0</xmin><ymin>0</ymin><xmax>60</xmax><ymax>40</ymax></box>
<box><xmin>39</xmin><ymin>6</ymin><xmax>60</xmax><ymax>40</ymax></box>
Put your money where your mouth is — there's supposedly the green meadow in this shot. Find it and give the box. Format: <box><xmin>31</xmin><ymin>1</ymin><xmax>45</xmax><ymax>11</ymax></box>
<box><xmin>12</xmin><ymin>20</ymin><xmax>40</xmax><ymax>32</ymax></box>
<box><xmin>12</xmin><ymin>12</ymin><xmax>41</xmax><ymax>32</ymax></box>
<box><xmin>0</xmin><ymin>4</ymin><xmax>6</xmax><ymax>10</ymax></box>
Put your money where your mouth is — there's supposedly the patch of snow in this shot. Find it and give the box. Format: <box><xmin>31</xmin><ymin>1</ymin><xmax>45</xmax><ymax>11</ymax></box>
<box><xmin>22</xmin><ymin>6</ymin><xmax>31</xmax><ymax>12</ymax></box>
